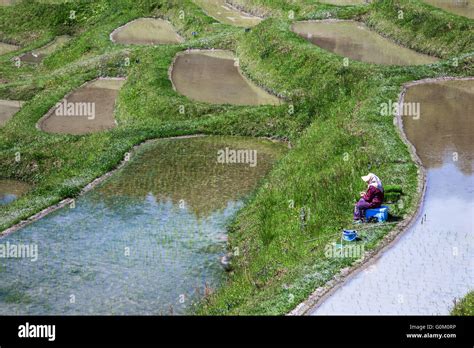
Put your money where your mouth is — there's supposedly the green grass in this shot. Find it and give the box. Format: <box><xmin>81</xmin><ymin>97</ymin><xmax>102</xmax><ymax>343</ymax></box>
<box><xmin>229</xmin><ymin>0</ymin><xmax>474</xmax><ymax>57</ymax></box>
<box><xmin>0</xmin><ymin>0</ymin><xmax>473</xmax><ymax>315</ymax></box>
<box><xmin>451</xmin><ymin>292</ymin><xmax>474</xmax><ymax>316</ymax></box>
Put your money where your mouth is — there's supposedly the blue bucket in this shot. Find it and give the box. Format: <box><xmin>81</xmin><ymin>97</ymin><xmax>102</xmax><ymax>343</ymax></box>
<box><xmin>343</xmin><ymin>229</ymin><xmax>358</xmax><ymax>242</ymax></box>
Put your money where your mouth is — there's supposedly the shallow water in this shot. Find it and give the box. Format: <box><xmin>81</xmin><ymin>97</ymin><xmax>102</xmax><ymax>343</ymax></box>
<box><xmin>20</xmin><ymin>35</ymin><xmax>70</xmax><ymax>63</ymax></box>
<box><xmin>0</xmin><ymin>100</ymin><xmax>22</xmax><ymax>126</ymax></box>
<box><xmin>111</xmin><ymin>18</ymin><xmax>184</xmax><ymax>45</ymax></box>
<box><xmin>0</xmin><ymin>136</ymin><xmax>286</xmax><ymax>314</ymax></box>
<box><xmin>38</xmin><ymin>78</ymin><xmax>125</xmax><ymax>135</ymax></box>
<box><xmin>171</xmin><ymin>50</ymin><xmax>281</xmax><ymax>105</ymax></box>
<box><xmin>193</xmin><ymin>0</ymin><xmax>261</xmax><ymax>27</ymax></box>
<box><xmin>311</xmin><ymin>80</ymin><xmax>473</xmax><ymax>315</ymax></box>
<box><xmin>291</xmin><ymin>20</ymin><xmax>438</xmax><ymax>66</ymax></box>
<box><xmin>0</xmin><ymin>180</ymin><xmax>30</xmax><ymax>205</ymax></box>
<box><xmin>423</xmin><ymin>0</ymin><xmax>474</xmax><ymax>19</ymax></box>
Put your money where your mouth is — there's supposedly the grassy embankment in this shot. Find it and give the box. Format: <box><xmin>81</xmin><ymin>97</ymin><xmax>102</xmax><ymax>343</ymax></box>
<box><xmin>196</xmin><ymin>0</ymin><xmax>474</xmax><ymax>314</ymax></box>
<box><xmin>0</xmin><ymin>0</ymin><xmax>473</xmax><ymax>314</ymax></box>
<box><xmin>0</xmin><ymin>0</ymin><xmax>303</xmax><ymax>231</ymax></box>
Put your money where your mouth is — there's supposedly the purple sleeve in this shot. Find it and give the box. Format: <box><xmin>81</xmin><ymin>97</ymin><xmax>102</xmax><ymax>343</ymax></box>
<box><xmin>363</xmin><ymin>186</ymin><xmax>376</xmax><ymax>202</ymax></box>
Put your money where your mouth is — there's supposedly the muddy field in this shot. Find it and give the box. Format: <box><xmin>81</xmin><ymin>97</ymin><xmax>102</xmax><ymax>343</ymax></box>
<box><xmin>292</xmin><ymin>20</ymin><xmax>438</xmax><ymax>66</ymax></box>
<box><xmin>110</xmin><ymin>18</ymin><xmax>184</xmax><ymax>45</ymax></box>
<box><xmin>171</xmin><ymin>50</ymin><xmax>281</xmax><ymax>105</ymax></box>
<box><xmin>38</xmin><ymin>78</ymin><xmax>126</xmax><ymax>135</ymax></box>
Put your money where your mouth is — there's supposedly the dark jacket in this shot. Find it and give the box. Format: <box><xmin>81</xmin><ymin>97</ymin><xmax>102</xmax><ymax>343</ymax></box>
<box><xmin>363</xmin><ymin>186</ymin><xmax>384</xmax><ymax>208</ymax></box>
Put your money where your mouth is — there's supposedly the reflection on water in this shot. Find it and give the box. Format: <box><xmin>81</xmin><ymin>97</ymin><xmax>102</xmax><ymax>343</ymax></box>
<box><xmin>0</xmin><ymin>180</ymin><xmax>30</xmax><ymax>205</ymax></box>
<box><xmin>404</xmin><ymin>80</ymin><xmax>474</xmax><ymax>174</ymax></box>
<box><xmin>291</xmin><ymin>21</ymin><xmax>438</xmax><ymax>66</ymax></box>
<box><xmin>312</xmin><ymin>80</ymin><xmax>473</xmax><ymax>315</ymax></box>
<box><xmin>0</xmin><ymin>136</ymin><xmax>286</xmax><ymax>314</ymax></box>
<box><xmin>423</xmin><ymin>0</ymin><xmax>474</xmax><ymax>19</ymax></box>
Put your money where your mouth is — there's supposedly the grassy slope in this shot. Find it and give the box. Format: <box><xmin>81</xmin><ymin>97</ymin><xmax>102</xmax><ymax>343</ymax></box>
<box><xmin>229</xmin><ymin>0</ymin><xmax>474</xmax><ymax>57</ymax></box>
<box><xmin>0</xmin><ymin>0</ymin><xmax>472</xmax><ymax>315</ymax></box>
<box><xmin>366</xmin><ymin>0</ymin><xmax>474</xmax><ymax>58</ymax></box>
<box><xmin>195</xmin><ymin>2</ymin><xmax>474</xmax><ymax>314</ymax></box>
<box><xmin>0</xmin><ymin>0</ymin><xmax>302</xmax><ymax>231</ymax></box>
<box><xmin>451</xmin><ymin>291</ymin><xmax>474</xmax><ymax>316</ymax></box>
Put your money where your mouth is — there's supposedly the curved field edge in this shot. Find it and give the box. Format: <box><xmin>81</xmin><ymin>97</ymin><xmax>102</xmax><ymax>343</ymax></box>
<box><xmin>227</xmin><ymin>0</ymin><xmax>474</xmax><ymax>58</ymax></box>
<box><xmin>0</xmin><ymin>0</ymin><xmax>297</xmax><ymax>231</ymax></box>
<box><xmin>291</xmin><ymin>76</ymin><xmax>471</xmax><ymax>316</ymax></box>
<box><xmin>0</xmin><ymin>0</ymin><xmax>472</xmax><ymax>316</ymax></box>
<box><xmin>194</xmin><ymin>20</ymin><xmax>473</xmax><ymax>314</ymax></box>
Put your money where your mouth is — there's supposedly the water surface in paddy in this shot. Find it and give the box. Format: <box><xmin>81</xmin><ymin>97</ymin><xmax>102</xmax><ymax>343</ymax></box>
<box><xmin>171</xmin><ymin>50</ymin><xmax>281</xmax><ymax>105</ymax></box>
<box><xmin>193</xmin><ymin>0</ymin><xmax>262</xmax><ymax>27</ymax></box>
<box><xmin>0</xmin><ymin>136</ymin><xmax>286</xmax><ymax>314</ymax></box>
<box><xmin>292</xmin><ymin>20</ymin><xmax>438</xmax><ymax>66</ymax></box>
<box><xmin>0</xmin><ymin>99</ymin><xmax>23</xmax><ymax>126</ymax></box>
<box><xmin>311</xmin><ymin>79</ymin><xmax>473</xmax><ymax>315</ymax></box>
<box><xmin>423</xmin><ymin>0</ymin><xmax>474</xmax><ymax>19</ymax></box>
<box><xmin>0</xmin><ymin>180</ymin><xmax>30</xmax><ymax>205</ymax></box>
<box><xmin>111</xmin><ymin>18</ymin><xmax>184</xmax><ymax>45</ymax></box>
<box><xmin>38</xmin><ymin>78</ymin><xmax>125</xmax><ymax>135</ymax></box>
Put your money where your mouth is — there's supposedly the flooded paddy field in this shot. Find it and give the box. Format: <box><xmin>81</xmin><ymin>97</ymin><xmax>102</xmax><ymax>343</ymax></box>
<box><xmin>193</xmin><ymin>0</ymin><xmax>262</xmax><ymax>27</ymax></box>
<box><xmin>171</xmin><ymin>50</ymin><xmax>281</xmax><ymax>105</ymax></box>
<box><xmin>311</xmin><ymin>79</ymin><xmax>474</xmax><ymax>315</ymax></box>
<box><xmin>291</xmin><ymin>20</ymin><xmax>439</xmax><ymax>66</ymax></box>
<box><xmin>423</xmin><ymin>0</ymin><xmax>474</xmax><ymax>19</ymax></box>
<box><xmin>0</xmin><ymin>180</ymin><xmax>30</xmax><ymax>206</ymax></box>
<box><xmin>19</xmin><ymin>35</ymin><xmax>70</xmax><ymax>64</ymax></box>
<box><xmin>0</xmin><ymin>136</ymin><xmax>286</xmax><ymax>314</ymax></box>
<box><xmin>0</xmin><ymin>99</ymin><xmax>23</xmax><ymax>126</ymax></box>
<box><xmin>37</xmin><ymin>78</ymin><xmax>126</xmax><ymax>135</ymax></box>
<box><xmin>1</xmin><ymin>0</ymin><xmax>472</xmax><ymax>320</ymax></box>
<box><xmin>110</xmin><ymin>18</ymin><xmax>184</xmax><ymax>45</ymax></box>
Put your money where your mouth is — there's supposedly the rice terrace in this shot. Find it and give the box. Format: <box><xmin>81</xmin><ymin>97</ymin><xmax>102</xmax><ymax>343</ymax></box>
<box><xmin>0</xmin><ymin>0</ymin><xmax>473</xmax><ymax>327</ymax></box>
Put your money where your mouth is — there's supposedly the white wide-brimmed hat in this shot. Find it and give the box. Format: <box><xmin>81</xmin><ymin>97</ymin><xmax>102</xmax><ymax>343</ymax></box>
<box><xmin>361</xmin><ymin>173</ymin><xmax>374</xmax><ymax>182</ymax></box>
